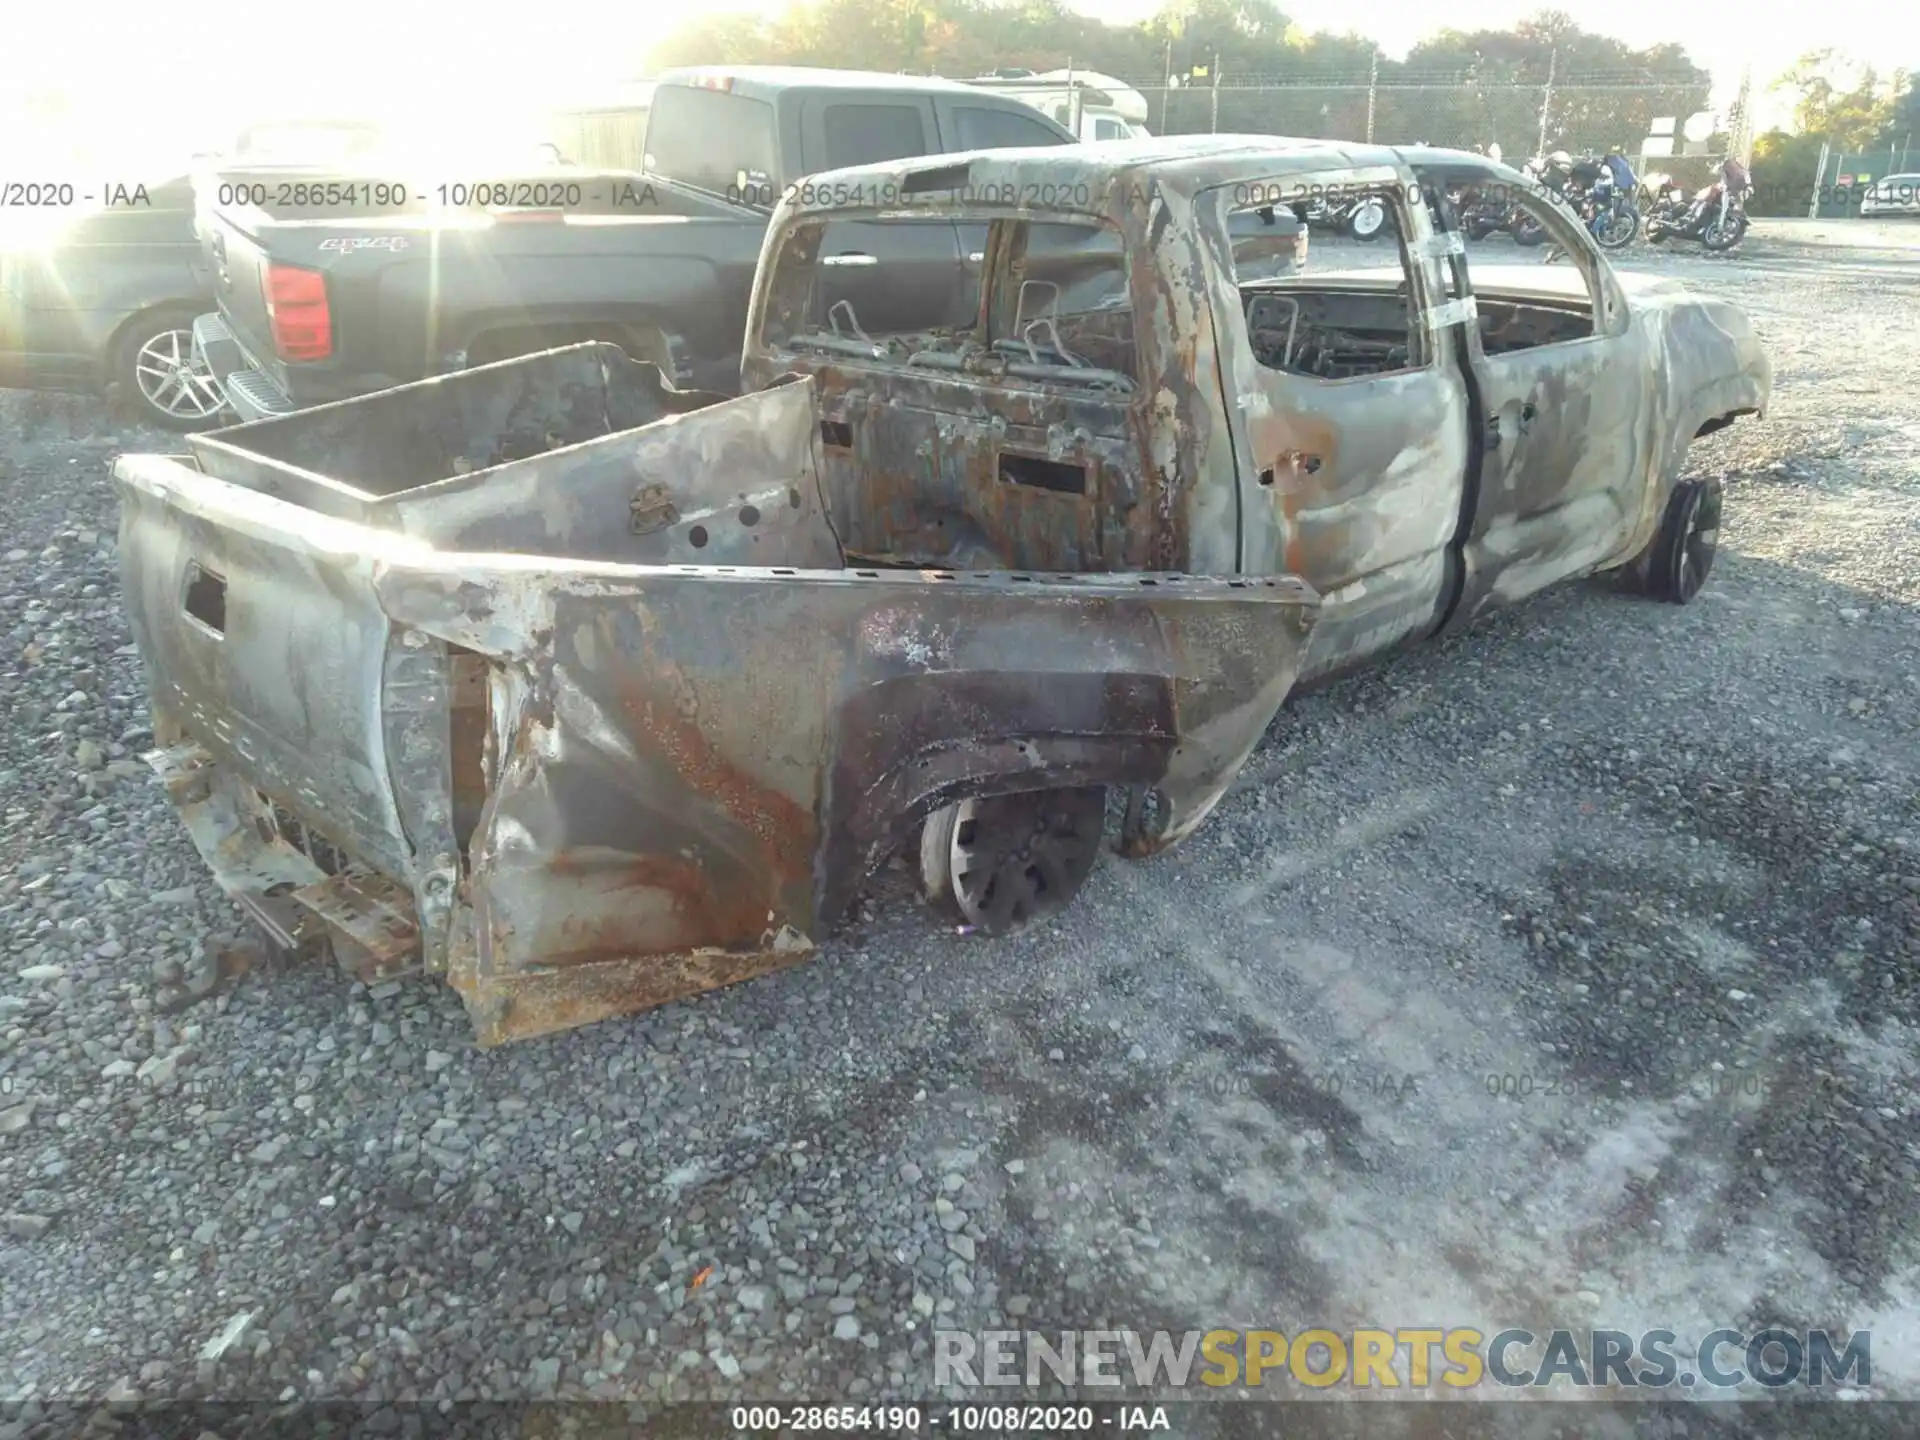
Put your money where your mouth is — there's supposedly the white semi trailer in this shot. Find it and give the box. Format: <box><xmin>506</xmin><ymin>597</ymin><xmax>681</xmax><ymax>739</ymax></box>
<box><xmin>962</xmin><ymin>69</ymin><xmax>1152</xmax><ymax>142</ymax></box>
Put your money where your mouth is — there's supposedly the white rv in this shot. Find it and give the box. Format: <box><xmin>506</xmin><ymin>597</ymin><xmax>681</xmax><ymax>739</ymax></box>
<box><xmin>963</xmin><ymin>69</ymin><xmax>1152</xmax><ymax>142</ymax></box>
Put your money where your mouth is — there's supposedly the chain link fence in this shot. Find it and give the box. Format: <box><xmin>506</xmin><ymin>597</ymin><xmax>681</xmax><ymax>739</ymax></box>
<box><xmin>1126</xmin><ymin>79</ymin><xmax>1720</xmax><ymax>175</ymax></box>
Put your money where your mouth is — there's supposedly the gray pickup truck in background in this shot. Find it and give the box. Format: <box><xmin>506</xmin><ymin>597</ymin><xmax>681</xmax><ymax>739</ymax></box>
<box><xmin>189</xmin><ymin>68</ymin><xmax>1308</xmax><ymax>419</ymax></box>
<box><xmin>189</xmin><ymin>71</ymin><xmax>1066</xmax><ymax>418</ymax></box>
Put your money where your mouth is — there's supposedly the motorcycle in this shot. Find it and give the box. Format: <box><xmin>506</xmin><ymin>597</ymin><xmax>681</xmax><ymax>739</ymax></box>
<box><xmin>1508</xmin><ymin>158</ymin><xmax>1575</xmax><ymax>245</ymax></box>
<box><xmin>1645</xmin><ymin>180</ymin><xmax>1750</xmax><ymax>250</ymax></box>
<box><xmin>1457</xmin><ymin>184</ymin><xmax>1517</xmax><ymax>241</ymax></box>
<box><xmin>1290</xmin><ymin>190</ymin><xmax>1393</xmax><ymax>243</ymax></box>
<box><xmin>1578</xmin><ymin>178</ymin><xmax>1640</xmax><ymax>249</ymax></box>
<box><xmin>1504</xmin><ymin>157</ymin><xmax>1638</xmax><ymax>249</ymax></box>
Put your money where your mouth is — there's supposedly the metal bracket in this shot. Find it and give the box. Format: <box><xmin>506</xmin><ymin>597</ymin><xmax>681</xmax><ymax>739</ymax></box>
<box><xmin>1413</xmin><ymin>231</ymin><xmax>1466</xmax><ymax>258</ymax></box>
<box><xmin>1427</xmin><ymin>297</ymin><xmax>1477</xmax><ymax>330</ymax></box>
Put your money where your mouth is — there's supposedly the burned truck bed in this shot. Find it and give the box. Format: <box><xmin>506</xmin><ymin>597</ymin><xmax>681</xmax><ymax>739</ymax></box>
<box><xmin>112</xmin><ymin>343</ymin><xmax>1319</xmax><ymax>1044</ymax></box>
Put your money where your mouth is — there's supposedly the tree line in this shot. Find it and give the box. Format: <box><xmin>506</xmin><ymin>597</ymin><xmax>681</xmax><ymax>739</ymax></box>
<box><xmin>648</xmin><ymin>0</ymin><xmax>1919</xmax><ymax>211</ymax></box>
<box><xmin>650</xmin><ymin>1</ymin><xmax>1713</xmax><ymax>156</ymax></box>
<box><xmin>1749</xmin><ymin>53</ymin><xmax>1917</xmax><ymax>214</ymax></box>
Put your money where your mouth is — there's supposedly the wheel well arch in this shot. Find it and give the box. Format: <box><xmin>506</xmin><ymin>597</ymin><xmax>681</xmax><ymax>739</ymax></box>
<box><xmin>462</xmin><ymin>315</ymin><xmax>672</xmax><ymax>369</ymax></box>
<box><xmin>100</xmin><ymin>301</ymin><xmax>205</xmax><ymax>386</ymax></box>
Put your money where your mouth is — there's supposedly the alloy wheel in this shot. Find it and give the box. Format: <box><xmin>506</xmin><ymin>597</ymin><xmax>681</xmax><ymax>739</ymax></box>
<box><xmin>133</xmin><ymin>328</ymin><xmax>228</xmax><ymax>422</ymax></box>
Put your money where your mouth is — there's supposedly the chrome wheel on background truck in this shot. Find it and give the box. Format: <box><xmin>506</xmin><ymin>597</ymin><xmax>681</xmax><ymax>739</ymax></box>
<box><xmin>114</xmin><ymin>310</ymin><xmax>230</xmax><ymax>431</ymax></box>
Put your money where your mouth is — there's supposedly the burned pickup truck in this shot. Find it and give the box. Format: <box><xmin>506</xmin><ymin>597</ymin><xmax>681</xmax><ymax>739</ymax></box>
<box><xmin>110</xmin><ymin>139</ymin><xmax>1767</xmax><ymax>1045</ymax></box>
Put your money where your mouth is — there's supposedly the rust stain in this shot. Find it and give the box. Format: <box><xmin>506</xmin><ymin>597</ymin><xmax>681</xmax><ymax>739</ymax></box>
<box><xmin>451</xmin><ymin>937</ymin><xmax>815</xmax><ymax>1047</ymax></box>
<box><xmin>1248</xmin><ymin>410</ymin><xmax>1340</xmax><ymax>578</ymax></box>
<box><xmin>545</xmin><ymin>850</ymin><xmax>773</xmax><ymax>957</ymax></box>
<box><xmin>609</xmin><ymin>669</ymin><xmax>815</xmax><ymax>895</ymax></box>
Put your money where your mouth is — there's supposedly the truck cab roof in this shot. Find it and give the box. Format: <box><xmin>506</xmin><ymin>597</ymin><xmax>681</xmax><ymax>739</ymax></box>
<box><xmin>770</xmin><ymin>137</ymin><xmax>1523</xmax><ymax>219</ymax></box>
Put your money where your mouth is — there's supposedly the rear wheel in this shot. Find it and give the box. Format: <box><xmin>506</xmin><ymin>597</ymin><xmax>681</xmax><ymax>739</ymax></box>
<box><xmin>112</xmin><ymin>310</ymin><xmax>228</xmax><ymax>431</ymax></box>
<box><xmin>1647</xmin><ymin>477</ymin><xmax>1722</xmax><ymax>604</ymax></box>
<box><xmin>1511</xmin><ymin>216</ymin><xmax>1547</xmax><ymax>247</ymax></box>
<box><xmin>917</xmin><ymin>787</ymin><xmax>1107</xmax><ymax>935</ymax></box>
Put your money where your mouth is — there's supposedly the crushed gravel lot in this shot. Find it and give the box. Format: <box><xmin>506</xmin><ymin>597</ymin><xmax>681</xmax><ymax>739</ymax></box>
<box><xmin>2</xmin><ymin>218</ymin><xmax>1917</xmax><ymax>1429</ymax></box>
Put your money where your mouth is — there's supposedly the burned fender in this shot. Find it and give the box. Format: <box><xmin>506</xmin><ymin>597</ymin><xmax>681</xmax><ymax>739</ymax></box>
<box><xmin>379</xmin><ymin>563</ymin><xmax>1315</xmax><ymax>1044</ymax></box>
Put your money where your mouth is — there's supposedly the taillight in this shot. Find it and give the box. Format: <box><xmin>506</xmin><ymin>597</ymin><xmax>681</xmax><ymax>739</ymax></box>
<box><xmin>263</xmin><ymin>262</ymin><xmax>332</xmax><ymax>361</ymax></box>
<box><xmin>1294</xmin><ymin>227</ymin><xmax>1309</xmax><ymax>268</ymax></box>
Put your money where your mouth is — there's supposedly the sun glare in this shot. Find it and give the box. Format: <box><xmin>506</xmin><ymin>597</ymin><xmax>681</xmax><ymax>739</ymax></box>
<box><xmin>0</xmin><ymin>0</ymin><xmax>670</xmax><ymax>180</ymax></box>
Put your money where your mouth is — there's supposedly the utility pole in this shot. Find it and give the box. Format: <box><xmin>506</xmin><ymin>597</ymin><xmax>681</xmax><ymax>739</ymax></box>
<box><xmin>1210</xmin><ymin>51</ymin><xmax>1221</xmax><ymax>133</ymax></box>
<box><xmin>1366</xmin><ymin>46</ymin><xmax>1378</xmax><ymax>143</ymax></box>
<box><xmin>1808</xmin><ymin>138</ymin><xmax>1830</xmax><ymax>218</ymax></box>
<box><xmin>1162</xmin><ymin>38</ymin><xmax>1173</xmax><ymax>132</ymax></box>
<box><xmin>1733</xmin><ymin>64</ymin><xmax>1754</xmax><ymax>166</ymax></box>
<box><xmin>1536</xmin><ymin>46</ymin><xmax>1557</xmax><ymax>160</ymax></box>
<box><xmin>1067</xmin><ymin>57</ymin><xmax>1081</xmax><ymax>137</ymax></box>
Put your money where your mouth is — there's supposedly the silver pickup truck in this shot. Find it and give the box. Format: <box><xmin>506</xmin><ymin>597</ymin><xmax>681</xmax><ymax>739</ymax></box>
<box><xmin>110</xmin><ymin>140</ymin><xmax>1767</xmax><ymax>1045</ymax></box>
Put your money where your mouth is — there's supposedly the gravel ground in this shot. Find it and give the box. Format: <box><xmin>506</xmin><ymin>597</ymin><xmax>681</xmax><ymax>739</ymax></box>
<box><xmin>2</xmin><ymin>218</ymin><xmax>1917</xmax><ymax>1427</ymax></box>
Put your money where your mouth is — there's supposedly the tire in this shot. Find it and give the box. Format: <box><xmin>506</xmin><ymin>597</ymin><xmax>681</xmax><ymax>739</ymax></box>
<box><xmin>1647</xmin><ymin>477</ymin><xmax>1721</xmax><ymax>604</ymax></box>
<box><xmin>111</xmin><ymin>309</ymin><xmax>230</xmax><ymax>432</ymax></box>
<box><xmin>1702</xmin><ymin>213</ymin><xmax>1748</xmax><ymax>251</ymax></box>
<box><xmin>1511</xmin><ymin>217</ymin><xmax>1546</xmax><ymax>247</ymax></box>
<box><xmin>1596</xmin><ymin>205</ymin><xmax>1639</xmax><ymax>249</ymax></box>
<box><xmin>1465</xmin><ymin>218</ymin><xmax>1497</xmax><ymax>242</ymax></box>
<box><xmin>1347</xmin><ymin>197</ymin><xmax>1387</xmax><ymax>241</ymax></box>
<box><xmin>917</xmin><ymin>787</ymin><xmax>1107</xmax><ymax>936</ymax></box>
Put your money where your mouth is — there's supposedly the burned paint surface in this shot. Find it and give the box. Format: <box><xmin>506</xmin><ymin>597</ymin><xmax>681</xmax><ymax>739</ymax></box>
<box><xmin>111</xmin><ymin>142</ymin><xmax>1770</xmax><ymax>1046</ymax></box>
<box><xmin>742</xmin><ymin>141</ymin><xmax>1770</xmax><ymax>687</ymax></box>
<box><xmin>377</xmin><ymin>561</ymin><xmax>1314</xmax><ymax>1045</ymax></box>
<box><xmin>112</xmin><ymin>339</ymin><xmax>1317</xmax><ymax>1045</ymax></box>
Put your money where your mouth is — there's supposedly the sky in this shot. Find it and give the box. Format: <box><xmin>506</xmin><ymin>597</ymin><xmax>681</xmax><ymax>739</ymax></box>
<box><xmin>1</xmin><ymin>0</ymin><xmax>1914</xmax><ymax>157</ymax></box>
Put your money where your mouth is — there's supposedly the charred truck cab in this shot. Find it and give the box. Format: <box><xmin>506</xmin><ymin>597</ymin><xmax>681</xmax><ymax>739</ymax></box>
<box><xmin>741</xmin><ymin>139</ymin><xmax>1765</xmax><ymax>932</ymax></box>
<box><xmin>743</xmin><ymin>139</ymin><xmax>1768</xmax><ymax>690</ymax></box>
<box><xmin>111</xmin><ymin>140</ymin><xmax>1765</xmax><ymax>1044</ymax></box>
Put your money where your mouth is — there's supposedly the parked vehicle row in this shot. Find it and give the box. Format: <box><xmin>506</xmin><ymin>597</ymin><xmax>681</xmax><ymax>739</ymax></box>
<box><xmin>0</xmin><ymin>173</ymin><xmax>228</xmax><ymax>429</ymax></box>
<box><xmin>189</xmin><ymin>68</ymin><xmax>1307</xmax><ymax>423</ymax></box>
<box><xmin>0</xmin><ymin>95</ymin><xmax>658</xmax><ymax>429</ymax></box>
<box><xmin>109</xmin><ymin>139</ymin><xmax>1769</xmax><ymax>1044</ymax></box>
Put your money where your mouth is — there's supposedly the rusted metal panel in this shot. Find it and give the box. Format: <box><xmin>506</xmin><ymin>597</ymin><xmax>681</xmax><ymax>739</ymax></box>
<box><xmin>188</xmin><ymin>343</ymin><xmax>840</xmax><ymax>572</ymax></box>
<box><xmin>376</xmin><ymin>562</ymin><xmax>1314</xmax><ymax>1044</ymax></box>
<box><xmin>113</xmin><ymin>349</ymin><xmax>1318</xmax><ymax>1045</ymax></box>
<box><xmin>291</xmin><ymin>872</ymin><xmax>419</xmax><ymax>979</ymax></box>
<box><xmin>742</xmin><ymin>142</ymin><xmax>1770</xmax><ymax>689</ymax></box>
<box><xmin>1195</xmin><ymin>167</ymin><xmax>1473</xmax><ymax>686</ymax></box>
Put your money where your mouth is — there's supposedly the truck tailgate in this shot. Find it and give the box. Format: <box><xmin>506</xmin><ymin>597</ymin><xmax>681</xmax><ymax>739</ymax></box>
<box><xmin>206</xmin><ymin>209</ymin><xmax>282</xmax><ymax>389</ymax></box>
